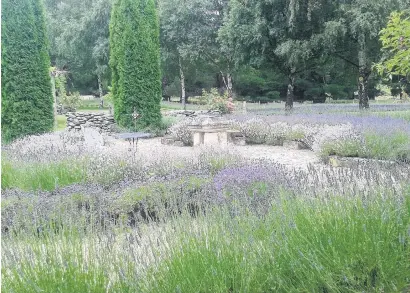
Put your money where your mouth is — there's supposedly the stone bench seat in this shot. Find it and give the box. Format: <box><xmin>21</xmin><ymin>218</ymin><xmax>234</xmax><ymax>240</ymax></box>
<box><xmin>187</xmin><ymin>116</ymin><xmax>243</xmax><ymax>147</ymax></box>
<box><xmin>190</xmin><ymin>128</ymin><xmax>243</xmax><ymax>146</ymax></box>
<box><xmin>191</xmin><ymin>128</ymin><xmax>230</xmax><ymax>133</ymax></box>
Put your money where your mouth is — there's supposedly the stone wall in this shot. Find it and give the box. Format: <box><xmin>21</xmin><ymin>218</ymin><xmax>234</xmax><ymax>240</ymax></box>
<box><xmin>66</xmin><ymin>112</ymin><xmax>116</xmax><ymax>132</ymax></box>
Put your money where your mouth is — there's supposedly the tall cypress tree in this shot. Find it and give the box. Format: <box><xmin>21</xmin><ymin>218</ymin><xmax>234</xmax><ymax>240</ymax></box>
<box><xmin>1</xmin><ymin>0</ymin><xmax>54</xmax><ymax>142</ymax></box>
<box><xmin>109</xmin><ymin>0</ymin><xmax>125</xmax><ymax>123</ymax></box>
<box><xmin>109</xmin><ymin>0</ymin><xmax>162</xmax><ymax>129</ymax></box>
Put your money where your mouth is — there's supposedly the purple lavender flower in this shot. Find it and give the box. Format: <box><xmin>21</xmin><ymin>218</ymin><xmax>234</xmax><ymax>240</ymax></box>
<box><xmin>213</xmin><ymin>164</ymin><xmax>290</xmax><ymax>197</ymax></box>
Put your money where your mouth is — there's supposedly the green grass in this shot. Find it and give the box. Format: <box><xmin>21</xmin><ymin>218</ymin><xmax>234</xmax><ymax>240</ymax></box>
<box><xmin>161</xmin><ymin>101</ymin><xmax>207</xmax><ymax>111</ymax></box>
<box><xmin>55</xmin><ymin>115</ymin><xmax>67</xmax><ymax>131</ymax></box>
<box><xmin>77</xmin><ymin>99</ymin><xmax>109</xmax><ymax>111</ymax></box>
<box><xmin>2</xmin><ymin>233</ymin><xmax>138</xmax><ymax>293</ymax></box>
<box><xmin>144</xmin><ymin>192</ymin><xmax>410</xmax><ymax>293</ymax></box>
<box><xmin>1</xmin><ymin>158</ymin><xmax>86</xmax><ymax>191</ymax></box>
<box><xmin>3</xmin><ymin>190</ymin><xmax>409</xmax><ymax>292</ymax></box>
<box><xmin>374</xmin><ymin>110</ymin><xmax>410</xmax><ymax>122</ymax></box>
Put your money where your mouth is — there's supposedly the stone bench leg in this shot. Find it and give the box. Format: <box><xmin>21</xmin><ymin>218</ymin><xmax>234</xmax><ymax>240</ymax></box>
<box><xmin>193</xmin><ymin>132</ymin><xmax>204</xmax><ymax>146</ymax></box>
<box><xmin>218</xmin><ymin>132</ymin><xmax>228</xmax><ymax>145</ymax></box>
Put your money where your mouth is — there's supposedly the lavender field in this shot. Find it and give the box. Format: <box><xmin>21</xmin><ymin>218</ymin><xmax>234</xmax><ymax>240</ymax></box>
<box><xmin>2</xmin><ymin>104</ymin><xmax>410</xmax><ymax>292</ymax></box>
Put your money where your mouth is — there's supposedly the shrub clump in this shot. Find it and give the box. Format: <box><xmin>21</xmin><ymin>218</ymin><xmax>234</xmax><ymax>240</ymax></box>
<box><xmin>168</xmin><ymin>118</ymin><xmax>194</xmax><ymax>146</ymax></box>
<box><xmin>144</xmin><ymin>192</ymin><xmax>410</xmax><ymax>293</ymax></box>
<box><xmin>235</xmin><ymin>118</ymin><xmax>289</xmax><ymax>145</ymax></box>
<box><xmin>201</xmin><ymin>88</ymin><xmax>233</xmax><ymax>114</ymax></box>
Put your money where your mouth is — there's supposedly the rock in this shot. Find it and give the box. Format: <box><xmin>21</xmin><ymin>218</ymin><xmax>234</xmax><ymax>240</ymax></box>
<box><xmin>172</xmin><ymin>140</ymin><xmax>185</xmax><ymax>147</ymax></box>
<box><xmin>297</xmin><ymin>141</ymin><xmax>311</xmax><ymax>150</ymax></box>
<box><xmin>232</xmin><ymin>137</ymin><xmax>246</xmax><ymax>146</ymax></box>
<box><xmin>65</xmin><ymin>112</ymin><xmax>117</xmax><ymax>134</ymax></box>
<box><xmin>161</xmin><ymin>137</ymin><xmax>176</xmax><ymax>145</ymax></box>
<box><xmin>283</xmin><ymin>141</ymin><xmax>299</xmax><ymax>149</ymax></box>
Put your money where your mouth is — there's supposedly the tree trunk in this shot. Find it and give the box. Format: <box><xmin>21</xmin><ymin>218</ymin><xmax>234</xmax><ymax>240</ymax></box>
<box><xmin>226</xmin><ymin>72</ymin><xmax>233</xmax><ymax>99</ymax></box>
<box><xmin>97</xmin><ymin>73</ymin><xmax>104</xmax><ymax>107</ymax></box>
<box><xmin>358</xmin><ymin>68</ymin><xmax>370</xmax><ymax>109</ymax></box>
<box><xmin>358</xmin><ymin>32</ymin><xmax>370</xmax><ymax>109</ymax></box>
<box><xmin>51</xmin><ymin>73</ymin><xmax>57</xmax><ymax>127</ymax></box>
<box><xmin>220</xmin><ymin>69</ymin><xmax>233</xmax><ymax>99</ymax></box>
<box><xmin>179</xmin><ymin>56</ymin><xmax>186</xmax><ymax>110</ymax></box>
<box><xmin>285</xmin><ymin>73</ymin><xmax>295</xmax><ymax>112</ymax></box>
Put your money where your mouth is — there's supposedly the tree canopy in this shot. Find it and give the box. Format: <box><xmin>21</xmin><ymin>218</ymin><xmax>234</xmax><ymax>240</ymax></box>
<box><xmin>378</xmin><ymin>9</ymin><xmax>410</xmax><ymax>77</ymax></box>
<box><xmin>44</xmin><ymin>0</ymin><xmax>111</xmax><ymax>94</ymax></box>
<box><xmin>40</xmin><ymin>0</ymin><xmax>410</xmax><ymax>110</ymax></box>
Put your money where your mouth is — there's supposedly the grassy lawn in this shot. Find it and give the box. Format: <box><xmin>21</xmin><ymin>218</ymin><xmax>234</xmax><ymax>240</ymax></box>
<box><xmin>55</xmin><ymin>115</ymin><xmax>67</xmax><ymax>131</ymax></box>
<box><xmin>373</xmin><ymin>110</ymin><xmax>410</xmax><ymax>121</ymax></box>
<box><xmin>78</xmin><ymin>99</ymin><xmax>109</xmax><ymax>111</ymax></box>
<box><xmin>76</xmin><ymin>109</ymin><xmax>110</xmax><ymax>114</ymax></box>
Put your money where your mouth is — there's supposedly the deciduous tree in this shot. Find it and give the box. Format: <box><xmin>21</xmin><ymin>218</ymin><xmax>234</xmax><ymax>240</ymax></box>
<box><xmin>220</xmin><ymin>0</ymin><xmax>344</xmax><ymax>110</ymax></box>
<box><xmin>378</xmin><ymin>9</ymin><xmax>410</xmax><ymax>77</ymax></box>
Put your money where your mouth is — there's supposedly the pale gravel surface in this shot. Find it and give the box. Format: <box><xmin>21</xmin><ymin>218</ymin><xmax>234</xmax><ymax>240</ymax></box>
<box><xmin>122</xmin><ymin>137</ymin><xmax>321</xmax><ymax>170</ymax></box>
<box><xmin>5</xmin><ymin>132</ymin><xmax>320</xmax><ymax>170</ymax></box>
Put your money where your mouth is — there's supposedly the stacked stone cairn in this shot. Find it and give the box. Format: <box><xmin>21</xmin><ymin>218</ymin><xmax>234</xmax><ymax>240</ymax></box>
<box><xmin>66</xmin><ymin>112</ymin><xmax>116</xmax><ymax>133</ymax></box>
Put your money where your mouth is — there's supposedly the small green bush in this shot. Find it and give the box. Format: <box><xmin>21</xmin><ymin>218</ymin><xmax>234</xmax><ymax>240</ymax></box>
<box><xmin>55</xmin><ymin>115</ymin><xmax>67</xmax><ymax>131</ymax></box>
<box><xmin>324</xmin><ymin>84</ymin><xmax>348</xmax><ymax>100</ymax></box>
<box><xmin>201</xmin><ymin>88</ymin><xmax>231</xmax><ymax>114</ymax></box>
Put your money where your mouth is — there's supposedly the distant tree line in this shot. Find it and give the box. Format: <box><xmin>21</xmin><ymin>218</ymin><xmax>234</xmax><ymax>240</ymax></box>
<box><xmin>43</xmin><ymin>0</ymin><xmax>409</xmax><ymax>110</ymax></box>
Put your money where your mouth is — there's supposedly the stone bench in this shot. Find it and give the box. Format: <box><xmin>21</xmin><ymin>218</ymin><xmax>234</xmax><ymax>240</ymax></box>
<box><xmin>186</xmin><ymin>116</ymin><xmax>245</xmax><ymax>147</ymax></box>
<box><xmin>189</xmin><ymin>127</ymin><xmax>244</xmax><ymax>146</ymax></box>
<box><xmin>191</xmin><ymin>127</ymin><xmax>228</xmax><ymax>146</ymax></box>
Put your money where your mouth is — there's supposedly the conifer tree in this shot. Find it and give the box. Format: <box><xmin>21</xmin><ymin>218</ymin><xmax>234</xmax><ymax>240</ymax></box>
<box><xmin>1</xmin><ymin>0</ymin><xmax>54</xmax><ymax>142</ymax></box>
<box><xmin>109</xmin><ymin>0</ymin><xmax>162</xmax><ymax>129</ymax></box>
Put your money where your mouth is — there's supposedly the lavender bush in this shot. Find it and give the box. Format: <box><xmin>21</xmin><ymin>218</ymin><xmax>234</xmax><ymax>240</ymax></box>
<box><xmin>168</xmin><ymin>118</ymin><xmax>194</xmax><ymax>145</ymax></box>
<box><xmin>228</xmin><ymin>112</ymin><xmax>410</xmax><ymax>160</ymax></box>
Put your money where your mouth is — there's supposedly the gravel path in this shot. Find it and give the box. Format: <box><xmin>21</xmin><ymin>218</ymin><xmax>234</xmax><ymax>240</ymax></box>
<box><xmin>233</xmin><ymin>144</ymin><xmax>319</xmax><ymax>169</ymax></box>
<box><xmin>126</xmin><ymin>137</ymin><xmax>320</xmax><ymax>170</ymax></box>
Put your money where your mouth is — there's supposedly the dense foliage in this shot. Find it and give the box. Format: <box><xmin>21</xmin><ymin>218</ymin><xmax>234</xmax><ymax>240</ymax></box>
<box><xmin>44</xmin><ymin>0</ymin><xmax>111</xmax><ymax>95</ymax></box>
<box><xmin>109</xmin><ymin>0</ymin><xmax>162</xmax><ymax>129</ymax></box>
<box><xmin>43</xmin><ymin>0</ymin><xmax>409</xmax><ymax>110</ymax></box>
<box><xmin>378</xmin><ymin>9</ymin><xmax>410</xmax><ymax>77</ymax></box>
<box><xmin>1</xmin><ymin>0</ymin><xmax>54</xmax><ymax>142</ymax></box>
